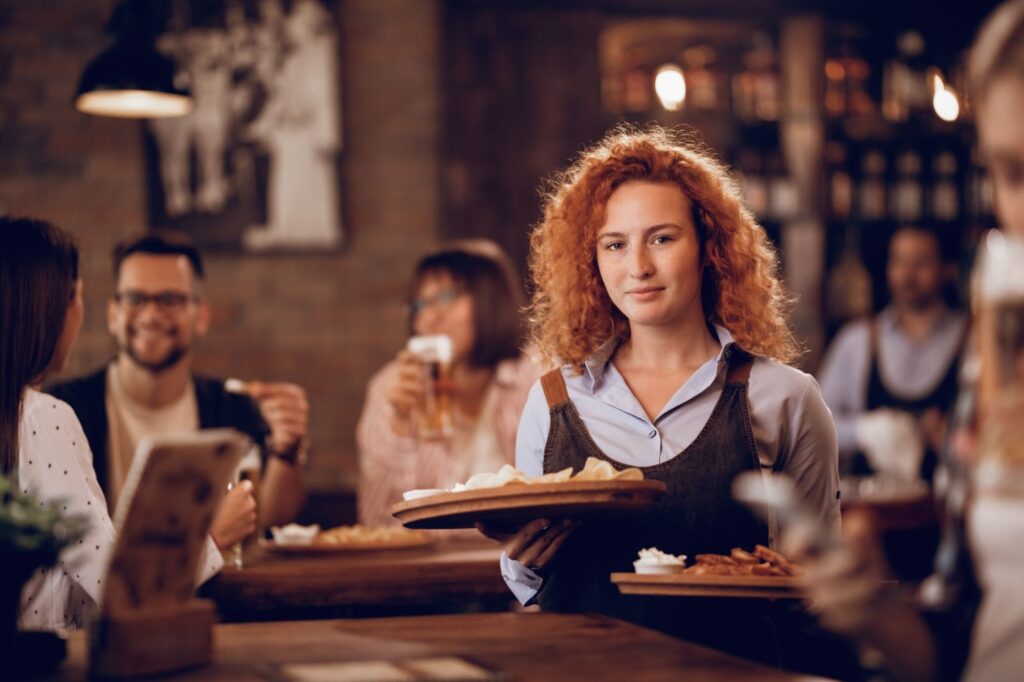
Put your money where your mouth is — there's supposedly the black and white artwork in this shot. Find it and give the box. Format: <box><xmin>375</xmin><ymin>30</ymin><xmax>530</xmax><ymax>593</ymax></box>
<box><xmin>145</xmin><ymin>0</ymin><xmax>342</xmax><ymax>252</ymax></box>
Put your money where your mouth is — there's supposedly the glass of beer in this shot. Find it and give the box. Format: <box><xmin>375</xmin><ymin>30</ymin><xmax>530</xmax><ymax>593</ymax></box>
<box><xmin>226</xmin><ymin>446</ymin><xmax>263</xmax><ymax>568</ymax></box>
<box><xmin>975</xmin><ymin>231</ymin><xmax>1024</xmax><ymax>491</ymax></box>
<box><xmin>407</xmin><ymin>334</ymin><xmax>454</xmax><ymax>440</ymax></box>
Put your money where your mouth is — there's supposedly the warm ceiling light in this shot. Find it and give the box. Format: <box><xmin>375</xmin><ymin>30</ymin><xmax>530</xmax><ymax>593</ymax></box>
<box><xmin>654</xmin><ymin>64</ymin><xmax>686</xmax><ymax>112</ymax></box>
<box><xmin>74</xmin><ymin>42</ymin><xmax>191</xmax><ymax>119</ymax></box>
<box><xmin>930</xmin><ymin>72</ymin><xmax>960</xmax><ymax>122</ymax></box>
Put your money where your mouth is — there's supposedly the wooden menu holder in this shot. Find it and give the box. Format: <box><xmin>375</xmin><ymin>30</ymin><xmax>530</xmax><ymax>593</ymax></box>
<box><xmin>89</xmin><ymin>429</ymin><xmax>249</xmax><ymax>678</ymax></box>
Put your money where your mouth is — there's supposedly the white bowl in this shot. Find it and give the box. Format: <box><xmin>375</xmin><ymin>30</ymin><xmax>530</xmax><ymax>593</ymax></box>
<box><xmin>270</xmin><ymin>523</ymin><xmax>320</xmax><ymax>546</ymax></box>
<box><xmin>633</xmin><ymin>561</ymin><xmax>684</xmax><ymax>575</ymax></box>
<box><xmin>402</xmin><ymin>488</ymin><xmax>447</xmax><ymax>501</ymax></box>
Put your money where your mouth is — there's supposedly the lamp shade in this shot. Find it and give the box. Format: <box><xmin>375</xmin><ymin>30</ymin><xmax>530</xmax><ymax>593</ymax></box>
<box><xmin>74</xmin><ymin>41</ymin><xmax>192</xmax><ymax>118</ymax></box>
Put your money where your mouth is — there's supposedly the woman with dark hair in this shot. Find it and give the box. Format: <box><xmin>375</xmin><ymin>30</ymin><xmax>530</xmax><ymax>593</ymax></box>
<box><xmin>357</xmin><ymin>239</ymin><xmax>539</xmax><ymax>526</ymax></box>
<box><xmin>0</xmin><ymin>216</ymin><xmax>114</xmax><ymax>630</ymax></box>
<box><xmin>481</xmin><ymin>125</ymin><xmax>841</xmax><ymax>668</ymax></box>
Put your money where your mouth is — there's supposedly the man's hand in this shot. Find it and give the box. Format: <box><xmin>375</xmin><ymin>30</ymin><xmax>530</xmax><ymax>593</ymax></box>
<box><xmin>477</xmin><ymin>517</ymin><xmax>579</xmax><ymax>571</ymax></box>
<box><xmin>211</xmin><ymin>480</ymin><xmax>257</xmax><ymax>549</ymax></box>
<box><xmin>248</xmin><ymin>381</ymin><xmax>309</xmax><ymax>458</ymax></box>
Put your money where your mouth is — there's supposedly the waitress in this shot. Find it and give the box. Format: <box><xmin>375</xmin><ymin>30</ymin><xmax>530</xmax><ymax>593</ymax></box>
<box><xmin>482</xmin><ymin>126</ymin><xmax>842</xmax><ymax>669</ymax></box>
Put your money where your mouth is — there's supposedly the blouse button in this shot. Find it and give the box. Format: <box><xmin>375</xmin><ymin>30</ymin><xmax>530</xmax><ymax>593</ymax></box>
<box><xmin>647</xmin><ymin>429</ymin><xmax>657</xmax><ymax>438</ymax></box>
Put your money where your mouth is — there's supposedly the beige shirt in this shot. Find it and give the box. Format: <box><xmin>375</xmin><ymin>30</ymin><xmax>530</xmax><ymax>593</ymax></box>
<box><xmin>104</xmin><ymin>364</ymin><xmax>198</xmax><ymax>511</ymax></box>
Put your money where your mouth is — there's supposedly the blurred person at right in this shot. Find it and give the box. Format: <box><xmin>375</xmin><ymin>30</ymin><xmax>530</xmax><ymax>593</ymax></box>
<box><xmin>796</xmin><ymin>3</ymin><xmax>1024</xmax><ymax>681</ymax></box>
<box><xmin>357</xmin><ymin>240</ymin><xmax>540</xmax><ymax>526</ymax></box>
<box><xmin>818</xmin><ymin>224</ymin><xmax>967</xmax><ymax>484</ymax></box>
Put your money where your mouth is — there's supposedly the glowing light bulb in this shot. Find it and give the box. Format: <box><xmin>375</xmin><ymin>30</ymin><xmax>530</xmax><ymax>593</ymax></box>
<box><xmin>654</xmin><ymin>64</ymin><xmax>686</xmax><ymax>112</ymax></box>
<box><xmin>933</xmin><ymin>86</ymin><xmax>960</xmax><ymax>122</ymax></box>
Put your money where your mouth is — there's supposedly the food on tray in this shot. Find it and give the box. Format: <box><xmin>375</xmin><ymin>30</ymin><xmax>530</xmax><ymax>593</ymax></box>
<box><xmin>270</xmin><ymin>523</ymin><xmax>321</xmax><ymax>545</ymax></box>
<box><xmin>683</xmin><ymin>544</ymin><xmax>804</xmax><ymax>577</ymax></box>
<box><xmin>402</xmin><ymin>488</ymin><xmax>447</xmax><ymax>501</ymax></box>
<box><xmin>450</xmin><ymin>457</ymin><xmax>643</xmax><ymax>492</ymax></box>
<box><xmin>633</xmin><ymin>547</ymin><xmax>687</xmax><ymax>574</ymax></box>
<box><xmin>313</xmin><ymin>524</ymin><xmax>430</xmax><ymax>546</ymax></box>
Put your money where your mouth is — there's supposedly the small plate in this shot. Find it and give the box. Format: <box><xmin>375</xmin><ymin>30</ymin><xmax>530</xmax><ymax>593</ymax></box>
<box><xmin>633</xmin><ymin>562</ymin><xmax>684</xmax><ymax>575</ymax></box>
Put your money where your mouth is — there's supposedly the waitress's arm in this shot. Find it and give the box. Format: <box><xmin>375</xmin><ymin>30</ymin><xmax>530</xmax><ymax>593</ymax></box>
<box><xmin>750</xmin><ymin>363</ymin><xmax>842</xmax><ymax>534</ymax></box>
<box><xmin>491</xmin><ymin>381</ymin><xmax>556</xmax><ymax>604</ymax></box>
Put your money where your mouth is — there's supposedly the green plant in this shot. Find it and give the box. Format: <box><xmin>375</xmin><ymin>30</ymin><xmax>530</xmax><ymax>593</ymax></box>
<box><xmin>0</xmin><ymin>476</ymin><xmax>86</xmax><ymax>561</ymax></box>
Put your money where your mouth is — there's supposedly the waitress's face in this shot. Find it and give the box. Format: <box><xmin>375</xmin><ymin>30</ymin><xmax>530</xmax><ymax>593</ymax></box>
<box><xmin>978</xmin><ymin>74</ymin><xmax>1024</xmax><ymax>237</ymax></box>
<box><xmin>49</xmin><ymin>279</ymin><xmax>84</xmax><ymax>374</ymax></box>
<box><xmin>595</xmin><ymin>181</ymin><xmax>704</xmax><ymax>331</ymax></box>
<box><xmin>411</xmin><ymin>270</ymin><xmax>475</xmax><ymax>364</ymax></box>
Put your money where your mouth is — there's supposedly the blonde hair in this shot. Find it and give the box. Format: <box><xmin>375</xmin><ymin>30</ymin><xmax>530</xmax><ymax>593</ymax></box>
<box><xmin>528</xmin><ymin>124</ymin><xmax>797</xmax><ymax>369</ymax></box>
<box><xmin>969</xmin><ymin>0</ymin><xmax>1024</xmax><ymax>102</ymax></box>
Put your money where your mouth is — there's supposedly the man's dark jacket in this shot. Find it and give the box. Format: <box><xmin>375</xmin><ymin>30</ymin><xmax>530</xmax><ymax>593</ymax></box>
<box><xmin>47</xmin><ymin>365</ymin><xmax>269</xmax><ymax>503</ymax></box>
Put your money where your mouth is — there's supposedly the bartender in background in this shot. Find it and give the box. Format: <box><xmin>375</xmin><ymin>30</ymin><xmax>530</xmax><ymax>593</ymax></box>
<box><xmin>818</xmin><ymin>224</ymin><xmax>967</xmax><ymax>483</ymax></box>
<box><xmin>797</xmin><ymin>3</ymin><xmax>1024</xmax><ymax>681</ymax></box>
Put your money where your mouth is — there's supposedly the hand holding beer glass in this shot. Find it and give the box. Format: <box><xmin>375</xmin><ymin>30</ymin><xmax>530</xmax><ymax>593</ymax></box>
<box><xmin>215</xmin><ymin>446</ymin><xmax>261</xmax><ymax>568</ymax></box>
<box><xmin>975</xmin><ymin>231</ymin><xmax>1024</xmax><ymax>488</ymax></box>
<box><xmin>386</xmin><ymin>335</ymin><xmax>454</xmax><ymax>440</ymax></box>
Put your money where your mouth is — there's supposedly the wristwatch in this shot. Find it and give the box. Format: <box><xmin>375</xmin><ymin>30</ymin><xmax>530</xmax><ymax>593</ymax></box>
<box><xmin>267</xmin><ymin>436</ymin><xmax>310</xmax><ymax>467</ymax></box>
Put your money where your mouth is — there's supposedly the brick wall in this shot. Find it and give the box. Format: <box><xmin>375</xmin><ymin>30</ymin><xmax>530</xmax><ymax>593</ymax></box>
<box><xmin>0</xmin><ymin>0</ymin><xmax>442</xmax><ymax>493</ymax></box>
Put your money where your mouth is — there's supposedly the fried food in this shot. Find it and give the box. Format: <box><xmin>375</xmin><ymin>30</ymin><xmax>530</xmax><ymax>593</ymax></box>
<box><xmin>683</xmin><ymin>545</ymin><xmax>802</xmax><ymax>577</ymax></box>
<box><xmin>754</xmin><ymin>544</ymin><xmax>804</xmax><ymax>576</ymax></box>
<box><xmin>730</xmin><ymin>547</ymin><xmax>759</xmax><ymax>564</ymax></box>
<box><xmin>314</xmin><ymin>524</ymin><xmax>429</xmax><ymax>546</ymax></box>
<box><xmin>452</xmin><ymin>457</ymin><xmax>643</xmax><ymax>491</ymax></box>
<box><xmin>695</xmin><ymin>553</ymin><xmax>738</xmax><ymax>566</ymax></box>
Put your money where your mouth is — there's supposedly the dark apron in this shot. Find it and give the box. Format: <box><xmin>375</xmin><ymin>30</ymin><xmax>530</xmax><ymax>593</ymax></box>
<box><xmin>850</xmin><ymin>316</ymin><xmax>966</xmax><ymax>482</ymax></box>
<box><xmin>533</xmin><ymin>346</ymin><xmax>862</xmax><ymax>678</ymax></box>
<box><xmin>855</xmin><ymin>318</ymin><xmax>966</xmax><ymax>584</ymax></box>
<box><xmin>536</xmin><ymin>347</ymin><xmax>777</xmax><ymax>662</ymax></box>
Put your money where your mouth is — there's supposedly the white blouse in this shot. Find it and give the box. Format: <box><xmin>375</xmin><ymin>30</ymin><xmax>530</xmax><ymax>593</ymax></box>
<box><xmin>16</xmin><ymin>389</ymin><xmax>223</xmax><ymax>631</ymax></box>
<box><xmin>18</xmin><ymin>389</ymin><xmax>116</xmax><ymax>631</ymax></box>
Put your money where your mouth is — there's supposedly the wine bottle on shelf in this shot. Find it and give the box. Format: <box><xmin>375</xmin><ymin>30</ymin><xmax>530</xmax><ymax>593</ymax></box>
<box><xmin>891</xmin><ymin>150</ymin><xmax>924</xmax><ymax>223</ymax></box>
<box><xmin>623</xmin><ymin>53</ymin><xmax>652</xmax><ymax>113</ymax></box>
<box><xmin>828</xmin><ymin>141</ymin><xmax>853</xmax><ymax>221</ymax></box>
<box><xmin>737</xmin><ymin>149</ymin><xmax>769</xmax><ymax>218</ymax></box>
<box><xmin>826</xmin><ymin>225</ymin><xmax>873</xmax><ymax>322</ymax></box>
<box><xmin>931</xmin><ymin>151</ymin><xmax>961</xmax><ymax>222</ymax></box>
<box><xmin>858</xmin><ymin>149</ymin><xmax>888</xmax><ymax>222</ymax></box>
<box><xmin>825</xmin><ymin>56</ymin><xmax>846</xmax><ymax>118</ymax></box>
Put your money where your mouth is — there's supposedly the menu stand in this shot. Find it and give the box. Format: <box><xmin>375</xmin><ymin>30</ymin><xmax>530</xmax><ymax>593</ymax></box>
<box><xmin>90</xmin><ymin>600</ymin><xmax>216</xmax><ymax>677</ymax></box>
<box><xmin>87</xmin><ymin>430</ymin><xmax>248</xmax><ymax>678</ymax></box>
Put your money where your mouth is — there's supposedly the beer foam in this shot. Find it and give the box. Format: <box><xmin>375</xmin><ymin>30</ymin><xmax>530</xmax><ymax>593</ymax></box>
<box><xmin>977</xmin><ymin>231</ymin><xmax>1024</xmax><ymax>301</ymax></box>
<box><xmin>407</xmin><ymin>334</ymin><xmax>453</xmax><ymax>362</ymax></box>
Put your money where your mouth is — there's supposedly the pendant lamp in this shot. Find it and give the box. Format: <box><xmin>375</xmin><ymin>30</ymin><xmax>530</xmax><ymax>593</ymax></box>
<box><xmin>75</xmin><ymin>36</ymin><xmax>191</xmax><ymax>119</ymax></box>
<box><xmin>75</xmin><ymin>0</ymin><xmax>192</xmax><ymax>120</ymax></box>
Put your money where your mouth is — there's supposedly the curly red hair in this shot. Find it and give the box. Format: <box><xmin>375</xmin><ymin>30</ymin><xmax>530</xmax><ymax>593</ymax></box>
<box><xmin>528</xmin><ymin>124</ymin><xmax>798</xmax><ymax>368</ymax></box>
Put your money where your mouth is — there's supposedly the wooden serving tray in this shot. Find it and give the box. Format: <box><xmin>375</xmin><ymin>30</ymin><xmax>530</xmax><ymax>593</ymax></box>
<box><xmin>391</xmin><ymin>479</ymin><xmax>668</xmax><ymax>529</ymax></box>
<box><xmin>265</xmin><ymin>534</ymin><xmax>437</xmax><ymax>554</ymax></box>
<box><xmin>611</xmin><ymin>572</ymin><xmax>806</xmax><ymax>599</ymax></box>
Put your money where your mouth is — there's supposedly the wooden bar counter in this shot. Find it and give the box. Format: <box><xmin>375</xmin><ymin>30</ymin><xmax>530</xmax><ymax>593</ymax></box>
<box><xmin>49</xmin><ymin>612</ymin><xmax>832</xmax><ymax>681</ymax></box>
<box><xmin>201</xmin><ymin>536</ymin><xmax>512</xmax><ymax>621</ymax></box>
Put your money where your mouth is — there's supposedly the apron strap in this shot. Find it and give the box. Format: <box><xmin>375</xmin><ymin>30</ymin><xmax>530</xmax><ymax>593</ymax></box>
<box><xmin>725</xmin><ymin>348</ymin><xmax>754</xmax><ymax>385</ymax></box>
<box><xmin>541</xmin><ymin>368</ymin><xmax>570</xmax><ymax>409</ymax></box>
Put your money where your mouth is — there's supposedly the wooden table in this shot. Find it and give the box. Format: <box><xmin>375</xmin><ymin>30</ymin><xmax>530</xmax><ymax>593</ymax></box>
<box><xmin>201</xmin><ymin>537</ymin><xmax>512</xmax><ymax>621</ymax></box>
<box><xmin>50</xmin><ymin>612</ymin><xmax>833</xmax><ymax>681</ymax></box>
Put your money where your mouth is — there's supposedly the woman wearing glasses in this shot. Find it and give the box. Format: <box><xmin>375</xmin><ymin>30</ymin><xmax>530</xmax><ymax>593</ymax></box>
<box><xmin>356</xmin><ymin>240</ymin><xmax>539</xmax><ymax>526</ymax></box>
